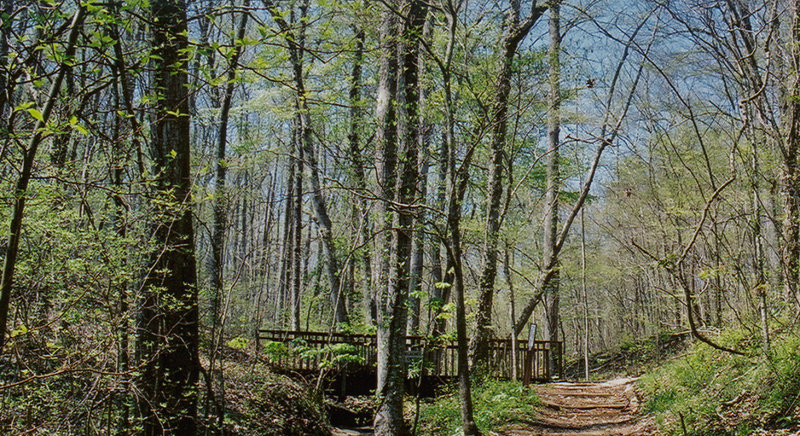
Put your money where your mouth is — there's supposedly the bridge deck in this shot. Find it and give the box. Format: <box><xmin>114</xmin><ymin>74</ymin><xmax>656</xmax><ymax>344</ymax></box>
<box><xmin>257</xmin><ymin>329</ymin><xmax>563</xmax><ymax>384</ymax></box>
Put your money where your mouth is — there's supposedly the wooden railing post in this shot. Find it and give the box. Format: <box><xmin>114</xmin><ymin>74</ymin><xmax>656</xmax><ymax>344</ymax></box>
<box><xmin>522</xmin><ymin>349</ymin><xmax>532</xmax><ymax>386</ymax></box>
<box><xmin>543</xmin><ymin>347</ymin><xmax>550</xmax><ymax>380</ymax></box>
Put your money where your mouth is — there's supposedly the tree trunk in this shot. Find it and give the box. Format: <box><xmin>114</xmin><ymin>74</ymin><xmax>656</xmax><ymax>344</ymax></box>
<box><xmin>346</xmin><ymin>28</ymin><xmax>375</xmax><ymax>325</ymax></box>
<box><xmin>207</xmin><ymin>7</ymin><xmax>248</xmax><ymax>426</ymax></box>
<box><xmin>255</xmin><ymin>170</ymin><xmax>277</xmax><ymax>332</ymax></box>
<box><xmin>110</xmin><ymin>55</ymin><xmax>131</xmax><ymax>430</ymax></box>
<box><xmin>407</xmin><ymin>159</ymin><xmax>429</xmax><ymax>335</ymax></box>
<box><xmin>292</xmin><ymin>128</ymin><xmax>304</xmax><ymax>330</ymax></box>
<box><xmin>783</xmin><ymin>1</ymin><xmax>800</xmax><ymax>305</ymax></box>
<box><xmin>374</xmin><ymin>1</ymin><xmax>427</xmax><ymax>433</ymax></box>
<box><xmin>580</xmin><ymin>206</ymin><xmax>589</xmax><ymax>380</ymax></box>
<box><xmin>265</xmin><ymin>0</ymin><xmax>347</xmax><ymax>327</ymax></box>
<box><xmin>470</xmin><ymin>0</ymin><xmax>546</xmax><ymax>365</ymax></box>
<box><xmin>430</xmin><ymin>133</ymin><xmax>447</xmax><ymax>336</ymax></box>
<box><xmin>136</xmin><ymin>0</ymin><xmax>199</xmax><ymax>432</ymax></box>
<box><xmin>275</xmin><ymin>155</ymin><xmax>295</xmax><ymax>325</ymax></box>
<box><xmin>752</xmin><ymin>145</ymin><xmax>771</xmax><ymax>352</ymax></box>
<box><xmin>374</xmin><ymin>2</ymin><xmax>400</xmax><ymax>398</ymax></box>
<box><xmin>542</xmin><ymin>1</ymin><xmax>562</xmax><ymax>365</ymax></box>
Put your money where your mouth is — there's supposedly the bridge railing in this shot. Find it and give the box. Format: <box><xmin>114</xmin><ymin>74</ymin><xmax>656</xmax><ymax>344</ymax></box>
<box><xmin>256</xmin><ymin>329</ymin><xmax>563</xmax><ymax>382</ymax></box>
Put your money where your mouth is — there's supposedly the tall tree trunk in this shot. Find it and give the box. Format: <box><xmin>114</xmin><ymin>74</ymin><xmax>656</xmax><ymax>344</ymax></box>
<box><xmin>136</xmin><ymin>0</ymin><xmax>199</xmax><ymax>432</ymax></box>
<box><xmin>275</xmin><ymin>155</ymin><xmax>295</xmax><ymax>325</ymax></box>
<box><xmin>429</xmin><ymin>133</ymin><xmax>447</xmax><ymax>335</ymax></box>
<box><xmin>0</xmin><ymin>0</ymin><xmax>11</xmax><ymax>125</ymax></box>
<box><xmin>752</xmin><ymin>145</ymin><xmax>771</xmax><ymax>352</ymax></box>
<box><xmin>110</xmin><ymin>61</ymin><xmax>132</xmax><ymax>431</ymax></box>
<box><xmin>407</xmin><ymin>160</ymin><xmax>427</xmax><ymax>335</ymax></box>
<box><xmin>783</xmin><ymin>0</ymin><xmax>800</xmax><ymax>306</ymax></box>
<box><xmin>580</xmin><ymin>206</ymin><xmax>589</xmax><ymax>380</ymax></box>
<box><xmin>207</xmin><ymin>6</ymin><xmax>249</xmax><ymax>427</ymax></box>
<box><xmin>444</xmin><ymin>216</ymin><xmax>481</xmax><ymax>436</ymax></box>
<box><xmin>542</xmin><ymin>1</ymin><xmax>562</xmax><ymax>362</ymax></box>
<box><xmin>430</xmin><ymin>4</ymin><xmax>459</xmax><ymax>340</ymax></box>
<box><xmin>374</xmin><ymin>1</ymin><xmax>427</xmax><ymax>433</ymax></box>
<box><xmin>407</xmin><ymin>17</ymin><xmax>433</xmax><ymax>336</ymax></box>
<box><xmin>511</xmin><ymin>4</ymin><xmax>646</xmax><ymax>337</ymax></box>
<box><xmin>374</xmin><ymin>2</ymin><xmax>400</xmax><ymax>397</ymax></box>
<box><xmin>255</xmin><ymin>170</ymin><xmax>277</xmax><ymax>332</ymax></box>
<box><xmin>470</xmin><ymin>0</ymin><xmax>546</xmax><ymax>365</ymax></box>
<box><xmin>503</xmin><ymin>242</ymin><xmax>518</xmax><ymax>380</ymax></box>
<box><xmin>264</xmin><ymin>0</ymin><xmax>347</xmax><ymax>326</ymax></box>
<box><xmin>346</xmin><ymin>28</ymin><xmax>375</xmax><ymax>324</ymax></box>
<box><xmin>425</xmin><ymin>3</ymin><xmax>480</xmax><ymax>431</ymax></box>
<box><xmin>292</xmin><ymin>122</ymin><xmax>304</xmax><ymax>330</ymax></box>
<box><xmin>439</xmin><ymin>99</ymin><xmax>482</xmax><ymax>435</ymax></box>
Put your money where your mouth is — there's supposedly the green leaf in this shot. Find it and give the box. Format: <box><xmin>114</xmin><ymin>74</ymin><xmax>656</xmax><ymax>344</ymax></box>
<box><xmin>14</xmin><ymin>102</ymin><xmax>33</xmax><ymax>111</ymax></box>
<box><xmin>10</xmin><ymin>324</ymin><xmax>28</xmax><ymax>338</ymax></box>
<box><xmin>27</xmin><ymin>108</ymin><xmax>44</xmax><ymax>122</ymax></box>
<box><xmin>71</xmin><ymin>123</ymin><xmax>89</xmax><ymax>135</ymax></box>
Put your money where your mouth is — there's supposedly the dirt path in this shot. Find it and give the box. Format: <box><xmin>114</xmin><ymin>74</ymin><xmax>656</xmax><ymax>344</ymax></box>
<box><xmin>500</xmin><ymin>378</ymin><xmax>655</xmax><ymax>435</ymax></box>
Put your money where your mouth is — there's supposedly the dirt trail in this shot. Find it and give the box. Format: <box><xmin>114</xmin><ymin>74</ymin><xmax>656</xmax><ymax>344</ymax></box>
<box><xmin>501</xmin><ymin>378</ymin><xmax>655</xmax><ymax>435</ymax></box>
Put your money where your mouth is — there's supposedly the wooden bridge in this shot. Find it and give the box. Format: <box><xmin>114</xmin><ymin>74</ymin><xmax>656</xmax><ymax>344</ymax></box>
<box><xmin>257</xmin><ymin>329</ymin><xmax>563</xmax><ymax>396</ymax></box>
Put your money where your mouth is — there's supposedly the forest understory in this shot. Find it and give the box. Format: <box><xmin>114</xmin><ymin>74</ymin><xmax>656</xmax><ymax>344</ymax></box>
<box><xmin>3</xmin><ymin>0</ymin><xmax>800</xmax><ymax>434</ymax></box>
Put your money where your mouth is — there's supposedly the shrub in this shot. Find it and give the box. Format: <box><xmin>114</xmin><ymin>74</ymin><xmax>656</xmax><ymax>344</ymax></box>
<box><xmin>417</xmin><ymin>377</ymin><xmax>540</xmax><ymax>435</ymax></box>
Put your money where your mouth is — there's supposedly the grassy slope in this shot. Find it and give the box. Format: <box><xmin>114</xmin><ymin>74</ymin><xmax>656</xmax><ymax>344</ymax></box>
<box><xmin>638</xmin><ymin>327</ymin><xmax>800</xmax><ymax>435</ymax></box>
<box><xmin>564</xmin><ymin>332</ymin><xmax>692</xmax><ymax>380</ymax></box>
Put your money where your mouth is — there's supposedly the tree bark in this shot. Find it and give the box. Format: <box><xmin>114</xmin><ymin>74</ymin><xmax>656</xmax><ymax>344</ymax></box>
<box><xmin>291</xmin><ymin>126</ymin><xmax>304</xmax><ymax>330</ymax></box>
<box><xmin>209</xmin><ymin>0</ymin><xmax>248</xmax><ymax>365</ymax></box>
<box><xmin>752</xmin><ymin>144</ymin><xmax>771</xmax><ymax>352</ymax></box>
<box><xmin>374</xmin><ymin>1</ymin><xmax>427</xmax><ymax>433</ymax></box>
<box><xmin>782</xmin><ymin>0</ymin><xmax>800</xmax><ymax>305</ymax></box>
<box><xmin>470</xmin><ymin>0</ymin><xmax>546</xmax><ymax>365</ymax></box>
<box><xmin>407</xmin><ymin>158</ymin><xmax>429</xmax><ymax>335</ymax></box>
<box><xmin>264</xmin><ymin>0</ymin><xmax>347</xmax><ymax>327</ymax></box>
<box><xmin>206</xmin><ymin>4</ymin><xmax>249</xmax><ymax>427</ymax></box>
<box><xmin>275</xmin><ymin>154</ymin><xmax>295</xmax><ymax>325</ymax></box>
<box><xmin>346</xmin><ymin>27</ymin><xmax>376</xmax><ymax>325</ymax></box>
<box><xmin>374</xmin><ymin>1</ymin><xmax>400</xmax><ymax>398</ymax></box>
<box><xmin>542</xmin><ymin>0</ymin><xmax>562</xmax><ymax>366</ymax></box>
<box><xmin>136</xmin><ymin>0</ymin><xmax>199</xmax><ymax>432</ymax></box>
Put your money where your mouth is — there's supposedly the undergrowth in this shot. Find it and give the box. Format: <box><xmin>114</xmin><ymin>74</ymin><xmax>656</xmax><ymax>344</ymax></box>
<box><xmin>416</xmin><ymin>376</ymin><xmax>540</xmax><ymax>435</ymax></box>
<box><xmin>218</xmin><ymin>348</ymin><xmax>330</xmax><ymax>435</ymax></box>
<box><xmin>565</xmin><ymin>331</ymin><xmax>691</xmax><ymax>380</ymax></box>
<box><xmin>639</xmin><ymin>326</ymin><xmax>800</xmax><ymax>435</ymax></box>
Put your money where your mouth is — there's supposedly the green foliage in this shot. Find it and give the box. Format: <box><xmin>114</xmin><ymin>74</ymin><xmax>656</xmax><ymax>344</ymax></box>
<box><xmin>639</xmin><ymin>328</ymin><xmax>800</xmax><ymax>435</ymax></box>
<box><xmin>299</xmin><ymin>343</ymin><xmax>365</xmax><ymax>369</ymax></box>
<box><xmin>264</xmin><ymin>338</ymin><xmax>365</xmax><ymax>369</ymax></box>
<box><xmin>227</xmin><ymin>336</ymin><xmax>249</xmax><ymax>349</ymax></box>
<box><xmin>417</xmin><ymin>377</ymin><xmax>540</xmax><ymax>435</ymax></box>
<box><xmin>262</xmin><ymin>340</ymin><xmax>290</xmax><ymax>363</ymax></box>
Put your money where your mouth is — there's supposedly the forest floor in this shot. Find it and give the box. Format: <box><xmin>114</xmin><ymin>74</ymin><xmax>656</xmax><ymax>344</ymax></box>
<box><xmin>500</xmin><ymin>378</ymin><xmax>655</xmax><ymax>435</ymax></box>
